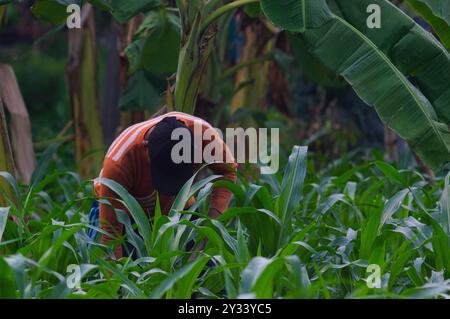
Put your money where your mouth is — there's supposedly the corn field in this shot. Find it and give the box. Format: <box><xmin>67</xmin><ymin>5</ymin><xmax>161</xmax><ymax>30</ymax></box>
<box><xmin>0</xmin><ymin>0</ymin><xmax>450</xmax><ymax>300</ymax></box>
<box><xmin>0</xmin><ymin>145</ymin><xmax>449</xmax><ymax>298</ymax></box>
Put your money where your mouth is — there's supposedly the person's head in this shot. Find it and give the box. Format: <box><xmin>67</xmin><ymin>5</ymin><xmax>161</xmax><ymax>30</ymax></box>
<box><xmin>146</xmin><ymin>117</ymin><xmax>194</xmax><ymax>196</ymax></box>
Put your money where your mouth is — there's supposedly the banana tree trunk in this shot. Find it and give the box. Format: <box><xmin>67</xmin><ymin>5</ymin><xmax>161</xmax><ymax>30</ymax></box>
<box><xmin>174</xmin><ymin>0</ymin><xmax>259</xmax><ymax>115</ymax></box>
<box><xmin>384</xmin><ymin>125</ymin><xmax>399</xmax><ymax>163</ymax></box>
<box><xmin>269</xmin><ymin>33</ymin><xmax>291</xmax><ymax>116</ymax></box>
<box><xmin>174</xmin><ymin>0</ymin><xmax>222</xmax><ymax>115</ymax></box>
<box><xmin>0</xmin><ymin>64</ymin><xmax>36</xmax><ymax>184</ymax></box>
<box><xmin>119</xmin><ymin>15</ymin><xmax>146</xmax><ymax>129</ymax></box>
<box><xmin>101</xmin><ymin>19</ymin><xmax>121</xmax><ymax>146</ymax></box>
<box><xmin>0</xmin><ymin>98</ymin><xmax>17</xmax><ymax>207</ymax></box>
<box><xmin>231</xmin><ymin>23</ymin><xmax>256</xmax><ymax>114</ymax></box>
<box><xmin>65</xmin><ymin>4</ymin><xmax>104</xmax><ymax>179</ymax></box>
<box><xmin>231</xmin><ymin>20</ymin><xmax>273</xmax><ymax>114</ymax></box>
<box><xmin>0</xmin><ymin>5</ymin><xmax>6</xmax><ymax>31</ymax></box>
<box><xmin>175</xmin><ymin>13</ymin><xmax>216</xmax><ymax>115</ymax></box>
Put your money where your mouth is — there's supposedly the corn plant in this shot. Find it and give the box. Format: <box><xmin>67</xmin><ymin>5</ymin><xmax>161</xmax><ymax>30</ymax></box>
<box><xmin>0</xmin><ymin>144</ymin><xmax>449</xmax><ymax>298</ymax></box>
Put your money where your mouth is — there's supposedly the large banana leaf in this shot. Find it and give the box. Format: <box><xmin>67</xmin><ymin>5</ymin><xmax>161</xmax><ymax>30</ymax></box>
<box><xmin>260</xmin><ymin>0</ymin><xmax>333</xmax><ymax>32</ymax></box>
<box><xmin>119</xmin><ymin>71</ymin><xmax>165</xmax><ymax>112</ymax></box>
<box><xmin>125</xmin><ymin>10</ymin><xmax>180</xmax><ymax>74</ymax></box>
<box><xmin>120</xmin><ymin>9</ymin><xmax>179</xmax><ymax>112</ymax></box>
<box><xmin>89</xmin><ymin>0</ymin><xmax>161</xmax><ymax>24</ymax></box>
<box><xmin>405</xmin><ymin>0</ymin><xmax>450</xmax><ymax>50</ymax></box>
<box><xmin>303</xmin><ymin>16</ymin><xmax>450</xmax><ymax>170</ymax></box>
<box><xmin>260</xmin><ymin>0</ymin><xmax>450</xmax><ymax>170</ymax></box>
<box><xmin>331</xmin><ymin>0</ymin><xmax>450</xmax><ymax>125</ymax></box>
<box><xmin>31</xmin><ymin>0</ymin><xmax>80</xmax><ymax>24</ymax></box>
<box><xmin>287</xmin><ymin>33</ymin><xmax>345</xmax><ymax>88</ymax></box>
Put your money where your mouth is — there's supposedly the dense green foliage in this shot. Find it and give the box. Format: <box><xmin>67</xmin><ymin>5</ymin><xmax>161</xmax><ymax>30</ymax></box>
<box><xmin>24</xmin><ymin>0</ymin><xmax>450</xmax><ymax>170</ymax></box>
<box><xmin>0</xmin><ymin>145</ymin><xmax>449</xmax><ymax>299</ymax></box>
<box><xmin>1</xmin><ymin>0</ymin><xmax>450</xmax><ymax>300</ymax></box>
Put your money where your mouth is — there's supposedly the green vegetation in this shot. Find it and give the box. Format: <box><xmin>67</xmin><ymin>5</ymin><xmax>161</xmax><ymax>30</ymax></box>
<box><xmin>0</xmin><ymin>144</ymin><xmax>449</xmax><ymax>298</ymax></box>
<box><xmin>0</xmin><ymin>0</ymin><xmax>449</xmax><ymax>299</ymax></box>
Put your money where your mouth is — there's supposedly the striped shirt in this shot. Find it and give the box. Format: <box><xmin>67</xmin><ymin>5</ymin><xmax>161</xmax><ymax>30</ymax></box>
<box><xmin>94</xmin><ymin>112</ymin><xmax>237</xmax><ymax>257</ymax></box>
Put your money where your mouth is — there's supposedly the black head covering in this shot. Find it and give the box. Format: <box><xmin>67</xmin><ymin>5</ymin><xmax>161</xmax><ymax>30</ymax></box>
<box><xmin>147</xmin><ymin>117</ymin><xmax>194</xmax><ymax>196</ymax></box>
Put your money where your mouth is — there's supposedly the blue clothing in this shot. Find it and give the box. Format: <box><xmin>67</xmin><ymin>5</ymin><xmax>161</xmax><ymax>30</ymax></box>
<box><xmin>87</xmin><ymin>200</ymin><xmax>99</xmax><ymax>240</ymax></box>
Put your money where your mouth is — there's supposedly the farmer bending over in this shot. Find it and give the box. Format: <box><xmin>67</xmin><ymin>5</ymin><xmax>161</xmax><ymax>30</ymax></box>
<box><xmin>94</xmin><ymin>112</ymin><xmax>237</xmax><ymax>258</ymax></box>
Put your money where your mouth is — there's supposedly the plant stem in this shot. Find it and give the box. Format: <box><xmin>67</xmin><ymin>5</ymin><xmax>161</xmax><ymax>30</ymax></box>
<box><xmin>200</xmin><ymin>0</ymin><xmax>259</xmax><ymax>35</ymax></box>
<box><xmin>221</xmin><ymin>52</ymin><xmax>274</xmax><ymax>79</ymax></box>
<box><xmin>34</xmin><ymin>135</ymin><xmax>75</xmax><ymax>150</ymax></box>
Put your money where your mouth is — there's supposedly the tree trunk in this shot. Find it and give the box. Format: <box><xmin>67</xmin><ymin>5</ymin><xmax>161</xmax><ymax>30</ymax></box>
<box><xmin>0</xmin><ymin>64</ymin><xmax>36</xmax><ymax>184</ymax></box>
<box><xmin>0</xmin><ymin>98</ymin><xmax>17</xmax><ymax>207</ymax></box>
<box><xmin>384</xmin><ymin>125</ymin><xmax>399</xmax><ymax>163</ymax></box>
<box><xmin>0</xmin><ymin>5</ymin><xmax>6</xmax><ymax>31</ymax></box>
<box><xmin>175</xmin><ymin>11</ymin><xmax>217</xmax><ymax>115</ymax></box>
<box><xmin>118</xmin><ymin>15</ymin><xmax>146</xmax><ymax>131</ymax></box>
<box><xmin>65</xmin><ymin>4</ymin><xmax>104</xmax><ymax>179</ymax></box>
<box><xmin>100</xmin><ymin>19</ymin><xmax>121</xmax><ymax>146</ymax></box>
<box><xmin>411</xmin><ymin>145</ymin><xmax>435</xmax><ymax>178</ymax></box>
<box><xmin>231</xmin><ymin>17</ymin><xmax>273</xmax><ymax>114</ymax></box>
<box><xmin>269</xmin><ymin>32</ymin><xmax>291</xmax><ymax>116</ymax></box>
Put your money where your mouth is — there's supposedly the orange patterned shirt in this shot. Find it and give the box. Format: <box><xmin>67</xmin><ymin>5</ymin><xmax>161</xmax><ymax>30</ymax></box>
<box><xmin>94</xmin><ymin>112</ymin><xmax>237</xmax><ymax>257</ymax></box>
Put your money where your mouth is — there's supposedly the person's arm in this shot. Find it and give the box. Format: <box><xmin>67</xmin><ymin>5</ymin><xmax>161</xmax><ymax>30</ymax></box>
<box><xmin>208</xmin><ymin>162</ymin><xmax>237</xmax><ymax>217</ymax></box>
<box><xmin>98</xmin><ymin>159</ymin><xmax>132</xmax><ymax>259</ymax></box>
<box><xmin>201</xmin><ymin>124</ymin><xmax>238</xmax><ymax>218</ymax></box>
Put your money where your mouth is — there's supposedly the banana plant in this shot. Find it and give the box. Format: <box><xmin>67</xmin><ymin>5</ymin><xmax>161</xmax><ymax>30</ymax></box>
<box><xmin>405</xmin><ymin>0</ymin><xmax>450</xmax><ymax>50</ymax></box>
<box><xmin>0</xmin><ymin>98</ymin><xmax>17</xmax><ymax>207</ymax></box>
<box><xmin>0</xmin><ymin>4</ymin><xmax>6</xmax><ymax>31</ymax></box>
<box><xmin>146</xmin><ymin>0</ymin><xmax>450</xmax><ymax>169</ymax></box>
<box><xmin>258</xmin><ymin>0</ymin><xmax>450</xmax><ymax>171</ymax></box>
<box><xmin>28</xmin><ymin>0</ymin><xmax>450</xmax><ymax>171</ymax></box>
<box><xmin>87</xmin><ymin>0</ymin><xmax>259</xmax><ymax>115</ymax></box>
<box><xmin>174</xmin><ymin>0</ymin><xmax>259</xmax><ymax>114</ymax></box>
<box><xmin>65</xmin><ymin>4</ymin><xmax>104</xmax><ymax>179</ymax></box>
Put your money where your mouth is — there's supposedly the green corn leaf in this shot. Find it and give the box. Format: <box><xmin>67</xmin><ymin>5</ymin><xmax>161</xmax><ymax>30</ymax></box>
<box><xmin>389</xmin><ymin>247</ymin><xmax>415</xmax><ymax>288</ymax></box>
<box><xmin>172</xmin><ymin>256</ymin><xmax>210</xmax><ymax>298</ymax></box>
<box><xmin>0</xmin><ymin>172</ymin><xmax>20</xmax><ymax>202</ymax></box>
<box><xmin>438</xmin><ymin>172</ymin><xmax>450</xmax><ymax>237</ymax></box>
<box><xmin>4</xmin><ymin>254</ymin><xmax>27</xmax><ymax>298</ymax></box>
<box><xmin>380</xmin><ymin>189</ymin><xmax>410</xmax><ymax>229</ymax></box>
<box><xmin>150</xmin><ymin>256</ymin><xmax>209</xmax><ymax>299</ymax></box>
<box><xmin>431</xmin><ymin>220</ymin><xmax>450</xmax><ymax>273</ymax></box>
<box><xmin>277</xmin><ymin>146</ymin><xmax>308</xmax><ymax>224</ymax></box>
<box><xmin>29</xmin><ymin>143</ymin><xmax>59</xmax><ymax>191</ymax></box>
<box><xmin>116</xmin><ymin>210</ymin><xmax>146</xmax><ymax>258</ymax></box>
<box><xmin>373</xmin><ymin>161</ymin><xmax>406</xmax><ymax>185</ymax></box>
<box><xmin>239</xmin><ymin>256</ymin><xmax>284</xmax><ymax>298</ymax></box>
<box><xmin>92</xmin><ymin>253</ymin><xmax>145</xmax><ymax>297</ymax></box>
<box><xmin>218</xmin><ymin>207</ymin><xmax>282</xmax><ymax>226</ymax></box>
<box><xmin>169</xmin><ymin>168</ymin><xmax>220</xmax><ymax>216</ymax></box>
<box><xmin>0</xmin><ymin>206</ymin><xmax>9</xmax><ymax>242</ymax></box>
<box><xmin>360</xmin><ymin>208</ymin><xmax>383</xmax><ymax>260</ymax></box>
<box><xmin>94</xmin><ymin>178</ymin><xmax>152</xmax><ymax>254</ymax></box>
<box><xmin>0</xmin><ymin>258</ymin><xmax>17</xmax><ymax>298</ymax></box>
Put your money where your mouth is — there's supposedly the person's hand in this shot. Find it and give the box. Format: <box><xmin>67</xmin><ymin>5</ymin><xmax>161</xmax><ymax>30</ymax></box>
<box><xmin>188</xmin><ymin>238</ymin><xmax>208</xmax><ymax>261</ymax></box>
<box><xmin>188</xmin><ymin>209</ymin><xmax>221</xmax><ymax>261</ymax></box>
<box><xmin>208</xmin><ymin>208</ymin><xmax>222</xmax><ymax>219</ymax></box>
